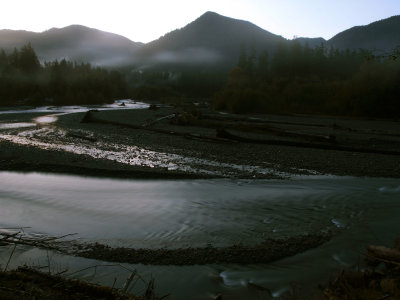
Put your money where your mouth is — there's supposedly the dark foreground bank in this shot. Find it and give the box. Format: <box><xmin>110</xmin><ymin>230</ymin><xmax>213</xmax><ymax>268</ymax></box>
<box><xmin>2</xmin><ymin>236</ymin><xmax>400</xmax><ymax>300</ymax></box>
<box><xmin>0</xmin><ymin>267</ymin><xmax>162</xmax><ymax>300</ymax></box>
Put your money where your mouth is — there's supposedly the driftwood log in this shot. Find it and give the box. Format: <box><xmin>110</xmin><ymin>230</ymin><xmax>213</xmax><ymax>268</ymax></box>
<box><xmin>66</xmin><ymin>132</ymin><xmax>97</xmax><ymax>142</ymax></box>
<box><xmin>216</xmin><ymin>129</ymin><xmax>400</xmax><ymax>155</ymax></box>
<box><xmin>80</xmin><ymin>110</ymin><xmax>234</xmax><ymax>144</ymax></box>
<box><xmin>366</xmin><ymin>245</ymin><xmax>400</xmax><ymax>266</ymax></box>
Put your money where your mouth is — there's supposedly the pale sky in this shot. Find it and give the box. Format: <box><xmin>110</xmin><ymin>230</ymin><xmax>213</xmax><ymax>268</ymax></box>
<box><xmin>2</xmin><ymin>0</ymin><xmax>400</xmax><ymax>43</ymax></box>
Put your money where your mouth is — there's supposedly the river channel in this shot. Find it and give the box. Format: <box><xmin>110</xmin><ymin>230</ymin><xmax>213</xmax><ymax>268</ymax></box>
<box><xmin>1</xmin><ymin>172</ymin><xmax>399</xmax><ymax>299</ymax></box>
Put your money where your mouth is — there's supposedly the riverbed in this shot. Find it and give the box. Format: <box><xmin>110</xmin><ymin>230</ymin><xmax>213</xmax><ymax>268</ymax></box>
<box><xmin>2</xmin><ymin>101</ymin><xmax>400</xmax><ymax>179</ymax></box>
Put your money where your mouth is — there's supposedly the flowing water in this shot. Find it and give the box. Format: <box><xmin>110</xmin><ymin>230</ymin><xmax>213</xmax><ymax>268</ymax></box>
<box><xmin>0</xmin><ymin>100</ymin><xmax>149</xmax><ymax>128</ymax></box>
<box><xmin>1</xmin><ymin>172</ymin><xmax>400</xmax><ymax>299</ymax></box>
<box><xmin>1</xmin><ymin>102</ymin><xmax>400</xmax><ymax>298</ymax></box>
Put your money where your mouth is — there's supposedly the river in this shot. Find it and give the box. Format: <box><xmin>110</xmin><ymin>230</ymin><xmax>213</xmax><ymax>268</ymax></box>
<box><xmin>1</xmin><ymin>171</ymin><xmax>399</xmax><ymax>299</ymax></box>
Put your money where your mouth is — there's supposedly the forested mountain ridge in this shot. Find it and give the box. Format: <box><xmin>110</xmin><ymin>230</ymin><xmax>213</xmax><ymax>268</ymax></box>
<box><xmin>132</xmin><ymin>11</ymin><xmax>285</xmax><ymax>68</ymax></box>
<box><xmin>1</xmin><ymin>12</ymin><xmax>400</xmax><ymax>68</ymax></box>
<box><xmin>0</xmin><ymin>25</ymin><xmax>143</xmax><ymax>66</ymax></box>
<box><xmin>328</xmin><ymin>15</ymin><xmax>400</xmax><ymax>54</ymax></box>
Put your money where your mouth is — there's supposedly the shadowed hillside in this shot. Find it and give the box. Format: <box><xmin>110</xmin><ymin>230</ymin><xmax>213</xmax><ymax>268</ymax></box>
<box><xmin>133</xmin><ymin>11</ymin><xmax>286</xmax><ymax>68</ymax></box>
<box><xmin>0</xmin><ymin>25</ymin><xmax>143</xmax><ymax>66</ymax></box>
<box><xmin>328</xmin><ymin>15</ymin><xmax>400</xmax><ymax>54</ymax></box>
<box><xmin>1</xmin><ymin>12</ymin><xmax>400</xmax><ymax>69</ymax></box>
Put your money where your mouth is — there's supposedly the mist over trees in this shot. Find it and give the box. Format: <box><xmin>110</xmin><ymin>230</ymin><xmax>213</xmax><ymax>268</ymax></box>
<box><xmin>129</xmin><ymin>40</ymin><xmax>400</xmax><ymax>118</ymax></box>
<box><xmin>128</xmin><ymin>67</ymin><xmax>227</xmax><ymax>101</ymax></box>
<box><xmin>0</xmin><ymin>44</ymin><xmax>127</xmax><ymax>106</ymax></box>
<box><xmin>212</xmin><ymin>41</ymin><xmax>400</xmax><ymax>117</ymax></box>
<box><xmin>1</xmin><ymin>42</ymin><xmax>399</xmax><ymax>118</ymax></box>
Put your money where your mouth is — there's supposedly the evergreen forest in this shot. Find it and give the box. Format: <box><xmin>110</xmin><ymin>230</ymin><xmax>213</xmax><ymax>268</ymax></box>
<box><xmin>1</xmin><ymin>42</ymin><xmax>399</xmax><ymax>118</ymax></box>
<box><xmin>0</xmin><ymin>43</ymin><xmax>127</xmax><ymax>106</ymax></box>
<box><xmin>212</xmin><ymin>42</ymin><xmax>400</xmax><ymax>117</ymax></box>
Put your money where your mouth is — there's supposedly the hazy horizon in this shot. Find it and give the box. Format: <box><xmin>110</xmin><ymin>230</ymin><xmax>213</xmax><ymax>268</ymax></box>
<box><xmin>1</xmin><ymin>0</ymin><xmax>400</xmax><ymax>43</ymax></box>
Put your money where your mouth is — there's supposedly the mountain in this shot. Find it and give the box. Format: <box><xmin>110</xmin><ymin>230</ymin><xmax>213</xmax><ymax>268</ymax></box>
<box><xmin>132</xmin><ymin>11</ymin><xmax>286</xmax><ymax>68</ymax></box>
<box><xmin>1</xmin><ymin>13</ymin><xmax>400</xmax><ymax>69</ymax></box>
<box><xmin>0</xmin><ymin>25</ymin><xmax>143</xmax><ymax>66</ymax></box>
<box><xmin>328</xmin><ymin>15</ymin><xmax>400</xmax><ymax>54</ymax></box>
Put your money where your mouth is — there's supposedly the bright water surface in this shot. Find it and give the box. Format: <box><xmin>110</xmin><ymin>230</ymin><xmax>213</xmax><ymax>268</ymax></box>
<box><xmin>1</xmin><ymin>172</ymin><xmax>399</xmax><ymax>299</ymax></box>
<box><xmin>0</xmin><ymin>100</ymin><xmax>149</xmax><ymax>128</ymax></box>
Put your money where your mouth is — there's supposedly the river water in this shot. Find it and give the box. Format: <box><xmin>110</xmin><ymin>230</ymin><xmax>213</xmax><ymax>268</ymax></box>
<box><xmin>0</xmin><ymin>99</ymin><xmax>149</xmax><ymax>128</ymax></box>
<box><xmin>1</xmin><ymin>102</ymin><xmax>400</xmax><ymax>298</ymax></box>
<box><xmin>1</xmin><ymin>172</ymin><xmax>399</xmax><ymax>299</ymax></box>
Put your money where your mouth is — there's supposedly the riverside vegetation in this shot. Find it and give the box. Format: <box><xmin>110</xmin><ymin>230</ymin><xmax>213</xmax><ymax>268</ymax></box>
<box><xmin>1</xmin><ymin>42</ymin><xmax>400</xmax><ymax>118</ymax></box>
<box><xmin>130</xmin><ymin>41</ymin><xmax>400</xmax><ymax>118</ymax></box>
<box><xmin>0</xmin><ymin>43</ymin><xmax>126</xmax><ymax>106</ymax></box>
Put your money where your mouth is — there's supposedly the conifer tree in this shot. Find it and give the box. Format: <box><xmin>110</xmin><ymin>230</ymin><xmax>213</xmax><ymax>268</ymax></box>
<box><xmin>237</xmin><ymin>43</ymin><xmax>247</xmax><ymax>69</ymax></box>
<box><xmin>19</xmin><ymin>42</ymin><xmax>40</xmax><ymax>73</ymax></box>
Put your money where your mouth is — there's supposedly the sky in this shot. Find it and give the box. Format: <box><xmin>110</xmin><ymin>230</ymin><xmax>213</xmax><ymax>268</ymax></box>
<box><xmin>2</xmin><ymin>0</ymin><xmax>400</xmax><ymax>43</ymax></box>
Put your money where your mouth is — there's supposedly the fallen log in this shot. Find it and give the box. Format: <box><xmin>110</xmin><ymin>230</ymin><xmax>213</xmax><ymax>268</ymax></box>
<box><xmin>366</xmin><ymin>245</ymin><xmax>400</xmax><ymax>265</ymax></box>
<box><xmin>0</xmin><ymin>231</ymin><xmax>77</xmax><ymax>250</ymax></box>
<box><xmin>216</xmin><ymin>129</ymin><xmax>400</xmax><ymax>156</ymax></box>
<box><xmin>80</xmin><ymin>111</ymin><xmax>235</xmax><ymax>144</ymax></box>
<box><xmin>183</xmin><ymin>133</ymin><xmax>237</xmax><ymax>144</ymax></box>
<box><xmin>201</xmin><ymin>113</ymin><xmax>325</xmax><ymax>127</ymax></box>
<box><xmin>193</xmin><ymin>117</ymin><xmax>337</xmax><ymax>143</ymax></box>
<box><xmin>143</xmin><ymin>114</ymin><xmax>176</xmax><ymax>127</ymax></box>
<box><xmin>66</xmin><ymin>132</ymin><xmax>97</xmax><ymax>142</ymax></box>
<box><xmin>81</xmin><ymin>110</ymin><xmax>142</xmax><ymax>129</ymax></box>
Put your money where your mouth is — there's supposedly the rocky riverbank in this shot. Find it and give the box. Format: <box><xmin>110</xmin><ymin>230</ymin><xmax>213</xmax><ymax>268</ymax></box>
<box><xmin>1</xmin><ymin>103</ymin><xmax>400</xmax><ymax>179</ymax></box>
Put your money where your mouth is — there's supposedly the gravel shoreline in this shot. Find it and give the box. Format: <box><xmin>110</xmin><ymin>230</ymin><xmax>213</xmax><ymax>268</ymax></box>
<box><xmin>77</xmin><ymin>234</ymin><xmax>331</xmax><ymax>265</ymax></box>
<box><xmin>1</xmin><ymin>104</ymin><xmax>400</xmax><ymax>179</ymax></box>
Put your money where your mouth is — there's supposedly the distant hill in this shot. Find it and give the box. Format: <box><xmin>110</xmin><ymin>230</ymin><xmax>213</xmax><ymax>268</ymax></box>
<box><xmin>328</xmin><ymin>15</ymin><xmax>400</xmax><ymax>54</ymax></box>
<box><xmin>133</xmin><ymin>12</ymin><xmax>400</xmax><ymax>69</ymax></box>
<box><xmin>1</xmin><ymin>13</ymin><xmax>400</xmax><ymax>68</ymax></box>
<box><xmin>0</xmin><ymin>25</ymin><xmax>143</xmax><ymax>66</ymax></box>
<box><xmin>132</xmin><ymin>11</ymin><xmax>286</xmax><ymax>69</ymax></box>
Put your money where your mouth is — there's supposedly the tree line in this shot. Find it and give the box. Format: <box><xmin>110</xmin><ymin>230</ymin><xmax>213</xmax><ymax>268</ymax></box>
<box><xmin>213</xmin><ymin>41</ymin><xmax>400</xmax><ymax>117</ymax></box>
<box><xmin>1</xmin><ymin>42</ymin><xmax>399</xmax><ymax>118</ymax></box>
<box><xmin>0</xmin><ymin>43</ymin><xmax>127</xmax><ymax>106</ymax></box>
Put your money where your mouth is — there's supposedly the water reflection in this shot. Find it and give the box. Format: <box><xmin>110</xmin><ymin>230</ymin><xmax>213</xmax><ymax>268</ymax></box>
<box><xmin>1</xmin><ymin>172</ymin><xmax>399</xmax><ymax>247</ymax></box>
<box><xmin>0</xmin><ymin>100</ymin><xmax>149</xmax><ymax>115</ymax></box>
<box><xmin>33</xmin><ymin>115</ymin><xmax>59</xmax><ymax>124</ymax></box>
<box><xmin>0</xmin><ymin>122</ymin><xmax>36</xmax><ymax>129</ymax></box>
<box><xmin>0</xmin><ymin>100</ymin><xmax>149</xmax><ymax>129</ymax></box>
<box><xmin>1</xmin><ymin>172</ymin><xmax>400</xmax><ymax>299</ymax></box>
